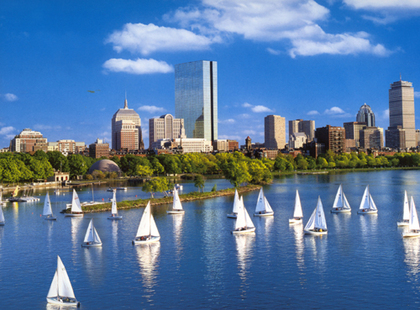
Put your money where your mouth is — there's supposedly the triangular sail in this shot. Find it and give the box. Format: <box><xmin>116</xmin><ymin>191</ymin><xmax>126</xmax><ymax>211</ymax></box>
<box><xmin>313</xmin><ymin>197</ymin><xmax>327</xmax><ymax>230</ymax></box>
<box><xmin>56</xmin><ymin>256</ymin><xmax>76</xmax><ymax>299</ymax></box>
<box><xmin>403</xmin><ymin>190</ymin><xmax>410</xmax><ymax>221</ymax></box>
<box><xmin>136</xmin><ymin>201</ymin><xmax>159</xmax><ymax>237</ymax></box>
<box><xmin>47</xmin><ymin>270</ymin><xmax>58</xmax><ymax>298</ymax></box>
<box><xmin>150</xmin><ymin>213</ymin><xmax>160</xmax><ymax>237</ymax></box>
<box><xmin>293</xmin><ymin>190</ymin><xmax>303</xmax><ymax>218</ymax></box>
<box><xmin>71</xmin><ymin>190</ymin><xmax>82</xmax><ymax>213</ymax></box>
<box><xmin>409</xmin><ymin>197</ymin><xmax>420</xmax><ymax>231</ymax></box>
<box><xmin>359</xmin><ymin>186</ymin><xmax>370</xmax><ymax>210</ymax></box>
<box><xmin>343</xmin><ymin>192</ymin><xmax>351</xmax><ymax>210</ymax></box>
<box><xmin>232</xmin><ymin>189</ymin><xmax>240</xmax><ymax>214</ymax></box>
<box><xmin>172</xmin><ymin>188</ymin><xmax>183</xmax><ymax>211</ymax></box>
<box><xmin>111</xmin><ymin>190</ymin><xmax>118</xmax><ymax>215</ymax></box>
<box><xmin>84</xmin><ymin>219</ymin><xmax>101</xmax><ymax>243</ymax></box>
<box><xmin>235</xmin><ymin>196</ymin><xmax>246</xmax><ymax>230</ymax></box>
<box><xmin>43</xmin><ymin>193</ymin><xmax>53</xmax><ymax>216</ymax></box>
<box><xmin>244</xmin><ymin>199</ymin><xmax>255</xmax><ymax>229</ymax></box>
<box><xmin>0</xmin><ymin>205</ymin><xmax>4</xmax><ymax>223</ymax></box>
<box><xmin>12</xmin><ymin>185</ymin><xmax>19</xmax><ymax>197</ymax></box>
<box><xmin>369</xmin><ymin>194</ymin><xmax>377</xmax><ymax>211</ymax></box>
<box><xmin>263</xmin><ymin>197</ymin><xmax>273</xmax><ymax>213</ymax></box>
<box><xmin>304</xmin><ymin>207</ymin><xmax>316</xmax><ymax>231</ymax></box>
<box><xmin>255</xmin><ymin>188</ymin><xmax>265</xmax><ymax>213</ymax></box>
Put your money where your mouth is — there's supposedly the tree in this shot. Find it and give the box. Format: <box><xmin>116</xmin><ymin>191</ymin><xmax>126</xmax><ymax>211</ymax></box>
<box><xmin>211</xmin><ymin>184</ymin><xmax>217</xmax><ymax>192</ymax></box>
<box><xmin>142</xmin><ymin>177</ymin><xmax>171</xmax><ymax>198</ymax></box>
<box><xmin>194</xmin><ymin>174</ymin><xmax>205</xmax><ymax>192</ymax></box>
<box><xmin>47</xmin><ymin>151</ymin><xmax>69</xmax><ymax>172</ymax></box>
<box><xmin>68</xmin><ymin>154</ymin><xmax>88</xmax><ymax>178</ymax></box>
<box><xmin>92</xmin><ymin>170</ymin><xmax>106</xmax><ymax>179</ymax></box>
<box><xmin>248</xmin><ymin>160</ymin><xmax>272</xmax><ymax>184</ymax></box>
<box><xmin>136</xmin><ymin>165</ymin><xmax>154</xmax><ymax>177</ymax></box>
<box><xmin>223</xmin><ymin>160</ymin><xmax>252</xmax><ymax>187</ymax></box>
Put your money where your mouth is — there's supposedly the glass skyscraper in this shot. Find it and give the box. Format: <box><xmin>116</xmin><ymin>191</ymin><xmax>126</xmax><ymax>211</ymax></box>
<box><xmin>175</xmin><ymin>60</ymin><xmax>218</xmax><ymax>141</ymax></box>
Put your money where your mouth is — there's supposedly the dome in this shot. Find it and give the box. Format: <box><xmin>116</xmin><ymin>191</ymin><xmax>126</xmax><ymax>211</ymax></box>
<box><xmin>359</xmin><ymin>103</ymin><xmax>373</xmax><ymax>113</ymax></box>
<box><xmin>88</xmin><ymin>159</ymin><xmax>121</xmax><ymax>174</ymax></box>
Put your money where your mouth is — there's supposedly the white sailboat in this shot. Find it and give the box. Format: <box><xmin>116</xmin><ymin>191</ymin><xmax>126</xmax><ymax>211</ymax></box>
<box><xmin>357</xmin><ymin>185</ymin><xmax>378</xmax><ymax>214</ymax></box>
<box><xmin>0</xmin><ymin>203</ymin><xmax>5</xmax><ymax>226</ymax></box>
<box><xmin>167</xmin><ymin>188</ymin><xmax>184</xmax><ymax>214</ymax></box>
<box><xmin>81</xmin><ymin>219</ymin><xmax>102</xmax><ymax>247</ymax></box>
<box><xmin>65</xmin><ymin>189</ymin><xmax>84</xmax><ymax>217</ymax></box>
<box><xmin>403</xmin><ymin>197</ymin><xmax>420</xmax><ymax>238</ymax></box>
<box><xmin>43</xmin><ymin>193</ymin><xmax>56</xmax><ymax>220</ymax></box>
<box><xmin>227</xmin><ymin>189</ymin><xmax>240</xmax><ymax>218</ymax></box>
<box><xmin>46</xmin><ymin>255</ymin><xmax>80</xmax><ymax>306</ymax></box>
<box><xmin>330</xmin><ymin>184</ymin><xmax>351</xmax><ymax>213</ymax></box>
<box><xmin>398</xmin><ymin>190</ymin><xmax>410</xmax><ymax>226</ymax></box>
<box><xmin>289</xmin><ymin>190</ymin><xmax>303</xmax><ymax>224</ymax></box>
<box><xmin>304</xmin><ymin>196</ymin><xmax>328</xmax><ymax>235</ymax></box>
<box><xmin>253</xmin><ymin>188</ymin><xmax>274</xmax><ymax>217</ymax></box>
<box><xmin>108</xmin><ymin>189</ymin><xmax>122</xmax><ymax>220</ymax></box>
<box><xmin>133</xmin><ymin>201</ymin><xmax>160</xmax><ymax>244</ymax></box>
<box><xmin>232</xmin><ymin>196</ymin><xmax>255</xmax><ymax>234</ymax></box>
<box><xmin>0</xmin><ymin>191</ymin><xmax>6</xmax><ymax>206</ymax></box>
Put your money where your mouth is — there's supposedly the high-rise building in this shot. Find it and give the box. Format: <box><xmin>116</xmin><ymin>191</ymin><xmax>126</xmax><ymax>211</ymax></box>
<box><xmin>175</xmin><ymin>60</ymin><xmax>218</xmax><ymax>141</ymax></box>
<box><xmin>360</xmin><ymin>127</ymin><xmax>383</xmax><ymax>149</ymax></box>
<box><xmin>10</xmin><ymin>128</ymin><xmax>48</xmax><ymax>153</ymax></box>
<box><xmin>111</xmin><ymin>98</ymin><xmax>144</xmax><ymax>151</ymax></box>
<box><xmin>89</xmin><ymin>138</ymin><xmax>109</xmax><ymax>158</ymax></box>
<box><xmin>343</xmin><ymin>122</ymin><xmax>366</xmax><ymax>147</ymax></box>
<box><xmin>315</xmin><ymin>125</ymin><xmax>346</xmax><ymax>154</ymax></box>
<box><xmin>149</xmin><ymin>114</ymin><xmax>186</xmax><ymax>149</ymax></box>
<box><xmin>265</xmin><ymin>115</ymin><xmax>286</xmax><ymax>150</ymax></box>
<box><xmin>356</xmin><ymin>103</ymin><xmax>375</xmax><ymax>127</ymax></box>
<box><xmin>387</xmin><ymin>79</ymin><xmax>416</xmax><ymax>148</ymax></box>
<box><xmin>289</xmin><ymin>119</ymin><xmax>315</xmax><ymax>142</ymax></box>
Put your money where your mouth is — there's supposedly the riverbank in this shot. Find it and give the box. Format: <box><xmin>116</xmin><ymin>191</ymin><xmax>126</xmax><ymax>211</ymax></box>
<box><xmin>273</xmin><ymin>166</ymin><xmax>420</xmax><ymax>176</ymax></box>
<box><xmin>79</xmin><ymin>184</ymin><xmax>262</xmax><ymax>213</ymax></box>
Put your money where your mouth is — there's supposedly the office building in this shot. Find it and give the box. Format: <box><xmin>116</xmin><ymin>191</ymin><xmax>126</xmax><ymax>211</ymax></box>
<box><xmin>289</xmin><ymin>119</ymin><xmax>315</xmax><ymax>142</ymax></box>
<box><xmin>315</xmin><ymin>125</ymin><xmax>346</xmax><ymax>154</ymax></box>
<box><xmin>386</xmin><ymin>126</ymin><xmax>406</xmax><ymax>149</ymax></box>
<box><xmin>356</xmin><ymin>103</ymin><xmax>375</xmax><ymax>127</ymax></box>
<box><xmin>387</xmin><ymin>79</ymin><xmax>416</xmax><ymax>148</ymax></box>
<box><xmin>89</xmin><ymin>138</ymin><xmax>109</xmax><ymax>158</ymax></box>
<box><xmin>175</xmin><ymin>60</ymin><xmax>218</xmax><ymax>141</ymax></box>
<box><xmin>360</xmin><ymin>127</ymin><xmax>383</xmax><ymax>149</ymax></box>
<box><xmin>343</xmin><ymin>122</ymin><xmax>367</xmax><ymax>148</ymax></box>
<box><xmin>289</xmin><ymin>132</ymin><xmax>307</xmax><ymax>149</ymax></box>
<box><xmin>151</xmin><ymin>138</ymin><xmax>213</xmax><ymax>153</ymax></box>
<box><xmin>149</xmin><ymin>114</ymin><xmax>186</xmax><ymax>149</ymax></box>
<box><xmin>213</xmin><ymin>139</ymin><xmax>239</xmax><ymax>152</ymax></box>
<box><xmin>10</xmin><ymin>128</ymin><xmax>48</xmax><ymax>153</ymax></box>
<box><xmin>265</xmin><ymin>115</ymin><xmax>286</xmax><ymax>150</ymax></box>
<box><xmin>112</xmin><ymin>98</ymin><xmax>144</xmax><ymax>151</ymax></box>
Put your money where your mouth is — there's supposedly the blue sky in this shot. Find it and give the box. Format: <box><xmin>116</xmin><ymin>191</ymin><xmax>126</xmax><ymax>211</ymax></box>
<box><xmin>1</xmin><ymin>0</ymin><xmax>420</xmax><ymax>149</ymax></box>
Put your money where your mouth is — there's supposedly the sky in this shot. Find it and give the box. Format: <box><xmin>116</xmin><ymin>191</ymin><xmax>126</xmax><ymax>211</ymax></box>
<box><xmin>1</xmin><ymin>0</ymin><xmax>420</xmax><ymax>149</ymax></box>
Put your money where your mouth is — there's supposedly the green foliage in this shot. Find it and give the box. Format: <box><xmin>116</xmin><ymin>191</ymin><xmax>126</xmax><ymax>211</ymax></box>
<box><xmin>194</xmin><ymin>174</ymin><xmax>205</xmax><ymax>192</ymax></box>
<box><xmin>47</xmin><ymin>151</ymin><xmax>70</xmax><ymax>172</ymax></box>
<box><xmin>92</xmin><ymin>170</ymin><xmax>106</xmax><ymax>179</ymax></box>
<box><xmin>85</xmin><ymin>174</ymin><xmax>94</xmax><ymax>180</ymax></box>
<box><xmin>68</xmin><ymin>154</ymin><xmax>88</xmax><ymax>178</ymax></box>
<box><xmin>142</xmin><ymin>177</ymin><xmax>171</xmax><ymax>198</ymax></box>
<box><xmin>211</xmin><ymin>184</ymin><xmax>217</xmax><ymax>192</ymax></box>
<box><xmin>136</xmin><ymin>164</ymin><xmax>154</xmax><ymax>177</ymax></box>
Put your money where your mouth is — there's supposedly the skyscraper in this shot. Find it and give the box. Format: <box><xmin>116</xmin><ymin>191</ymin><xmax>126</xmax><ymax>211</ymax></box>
<box><xmin>386</xmin><ymin>79</ymin><xmax>416</xmax><ymax>148</ymax></box>
<box><xmin>265</xmin><ymin>115</ymin><xmax>286</xmax><ymax>150</ymax></box>
<box><xmin>149</xmin><ymin>114</ymin><xmax>186</xmax><ymax>149</ymax></box>
<box><xmin>175</xmin><ymin>60</ymin><xmax>218</xmax><ymax>141</ymax></box>
<box><xmin>289</xmin><ymin>119</ymin><xmax>315</xmax><ymax>142</ymax></box>
<box><xmin>111</xmin><ymin>98</ymin><xmax>144</xmax><ymax>151</ymax></box>
<box><xmin>356</xmin><ymin>103</ymin><xmax>375</xmax><ymax>127</ymax></box>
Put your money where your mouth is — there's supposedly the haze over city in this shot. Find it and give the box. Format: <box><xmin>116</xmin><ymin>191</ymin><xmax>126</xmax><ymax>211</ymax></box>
<box><xmin>1</xmin><ymin>0</ymin><xmax>420</xmax><ymax>148</ymax></box>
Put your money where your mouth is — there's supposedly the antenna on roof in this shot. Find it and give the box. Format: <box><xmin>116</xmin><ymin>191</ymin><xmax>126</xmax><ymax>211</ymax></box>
<box><xmin>400</xmin><ymin>73</ymin><xmax>402</xmax><ymax>81</ymax></box>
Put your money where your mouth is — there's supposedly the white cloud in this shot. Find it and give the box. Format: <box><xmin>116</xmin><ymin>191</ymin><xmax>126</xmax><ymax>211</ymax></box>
<box><xmin>138</xmin><ymin>105</ymin><xmax>166</xmax><ymax>114</ymax></box>
<box><xmin>0</xmin><ymin>126</ymin><xmax>16</xmax><ymax>136</ymax></box>
<box><xmin>267</xmin><ymin>48</ymin><xmax>282</xmax><ymax>55</ymax></box>
<box><xmin>3</xmin><ymin>93</ymin><xmax>18</xmax><ymax>102</ymax></box>
<box><xmin>33</xmin><ymin>124</ymin><xmax>61</xmax><ymax>130</ymax></box>
<box><xmin>382</xmin><ymin>109</ymin><xmax>390</xmax><ymax>120</ymax></box>
<box><xmin>414</xmin><ymin>92</ymin><xmax>420</xmax><ymax>98</ymax></box>
<box><xmin>219</xmin><ymin>134</ymin><xmax>242</xmax><ymax>140</ymax></box>
<box><xmin>307</xmin><ymin>110</ymin><xmax>320</xmax><ymax>115</ymax></box>
<box><xmin>324</xmin><ymin>106</ymin><xmax>346</xmax><ymax>115</ymax></box>
<box><xmin>252</xmin><ymin>105</ymin><xmax>273</xmax><ymax>113</ymax></box>
<box><xmin>242</xmin><ymin>102</ymin><xmax>252</xmax><ymax>108</ymax></box>
<box><xmin>343</xmin><ymin>0</ymin><xmax>420</xmax><ymax>10</ymax></box>
<box><xmin>243</xmin><ymin>130</ymin><xmax>256</xmax><ymax>135</ymax></box>
<box><xmin>103</xmin><ymin>58</ymin><xmax>173</xmax><ymax>74</ymax></box>
<box><xmin>219</xmin><ymin>119</ymin><xmax>235</xmax><ymax>124</ymax></box>
<box><xmin>105</xmin><ymin>23</ymin><xmax>218</xmax><ymax>55</ymax></box>
<box><xmin>239</xmin><ymin>113</ymin><xmax>251</xmax><ymax>119</ymax></box>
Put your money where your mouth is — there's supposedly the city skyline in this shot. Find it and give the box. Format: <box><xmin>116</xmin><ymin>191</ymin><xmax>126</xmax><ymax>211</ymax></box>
<box><xmin>1</xmin><ymin>1</ymin><xmax>420</xmax><ymax>148</ymax></box>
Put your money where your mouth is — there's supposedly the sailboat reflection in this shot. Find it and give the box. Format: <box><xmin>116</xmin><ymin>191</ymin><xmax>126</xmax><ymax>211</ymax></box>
<box><xmin>290</xmin><ymin>223</ymin><xmax>305</xmax><ymax>271</ymax></box>
<box><xmin>136</xmin><ymin>242</ymin><xmax>161</xmax><ymax>294</ymax></box>
<box><xmin>235</xmin><ymin>234</ymin><xmax>255</xmax><ymax>280</ymax></box>
<box><xmin>83</xmin><ymin>243</ymin><xmax>104</xmax><ymax>285</ymax></box>
<box><xmin>403</xmin><ymin>237</ymin><xmax>420</xmax><ymax>281</ymax></box>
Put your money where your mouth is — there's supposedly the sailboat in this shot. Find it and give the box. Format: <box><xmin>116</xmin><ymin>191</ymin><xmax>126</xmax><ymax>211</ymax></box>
<box><xmin>81</xmin><ymin>184</ymin><xmax>102</xmax><ymax>207</ymax></box>
<box><xmin>81</xmin><ymin>219</ymin><xmax>102</xmax><ymax>247</ymax></box>
<box><xmin>0</xmin><ymin>203</ymin><xmax>5</xmax><ymax>226</ymax></box>
<box><xmin>0</xmin><ymin>191</ymin><xmax>6</xmax><ymax>206</ymax></box>
<box><xmin>253</xmin><ymin>188</ymin><xmax>274</xmax><ymax>217</ymax></box>
<box><xmin>304</xmin><ymin>196</ymin><xmax>328</xmax><ymax>235</ymax></box>
<box><xmin>46</xmin><ymin>255</ymin><xmax>80</xmax><ymax>306</ymax></box>
<box><xmin>403</xmin><ymin>197</ymin><xmax>420</xmax><ymax>238</ymax></box>
<box><xmin>43</xmin><ymin>193</ymin><xmax>56</xmax><ymax>220</ymax></box>
<box><xmin>398</xmin><ymin>190</ymin><xmax>410</xmax><ymax>226</ymax></box>
<box><xmin>357</xmin><ymin>185</ymin><xmax>378</xmax><ymax>214</ymax></box>
<box><xmin>167</xmin><ymin>187</ymin><xmax>184</xmax><ymax>214</ymax></box>
<box><xmin>330</xmin><ymin>184</ymin><xmax>351</xmax><ymax>213</ymax></box>
<box><xmin>8</xmin><ymin>185</ymin><xmax>20</xmax><ymax>202</ymax></box>
<box><xmin>133</xmin><ymin>201</ymin><xmax>160</xmax><ymax>244</ymax></box>
<box><xmin>64</xmin><ymin>189</ymin><xmax>84</xmax><ymax>217</ymax></box>
<box><xmin>108</xmin><ymin>189</ymin><xmax>122</xmax><ymax>220</ymax></box>
<box><xmin>289</xmin><ymin>190</ymin><xmax>303</xmax><ymax>224</ymax></box>
<box><xmin>232</xmin><ymin>196</ymin><xmax>256</xmax><ymax>234</ymax></box>
<box><xmin>227</xmin><ymin>189</ymin><xmax>240</xmax><ymax>218</ymax></box>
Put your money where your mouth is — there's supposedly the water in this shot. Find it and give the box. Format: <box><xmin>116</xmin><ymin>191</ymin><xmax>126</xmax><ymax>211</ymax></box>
<box><xmin>1</xmin><ymin>170</ymin><xmax>420</xmax><ymax>309</ymax></box>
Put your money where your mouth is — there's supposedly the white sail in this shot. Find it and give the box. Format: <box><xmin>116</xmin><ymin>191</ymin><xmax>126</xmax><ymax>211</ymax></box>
<box><xmin>0</xmin><ymin>205</ymin><xmax>4</xmax><ymax>223</ymax></box>
<box><xmin>359</xmin><ymin>186</ymin><xmax>370</xmax><ymax>210</ymax></box>
<box><xmin>235</xmin><ymin>197</ymin><xmax>246</xmax><ymax>230</ymax></box>
<box><xmin>264</xmin><ymin>197</ymin><xmax>273</xmax><ymax>213</ymax></box>
<box><xmin>332</xmin><ymin>185</ymin><xmax>351</xmax><ymax>211</ymax></box>
<box><xmin>43</xmin><ymin>193</ymin><xmax>53</xmax><ymax>216</ymax></box>
<box><xmin>172</xmin><ymin>188</ymin><xmax>183</xmax><ymax>211</ymax></box>
<box><xmin>293</xmin><ymin>190</ymin><xmax>303</xmax><ymax>218</ymax></box>
<box><xmin>136</xmin><ymin>201</ymin><xmax>160</xmax><ymax>237</ymax></box>
<box><xmin>71</xmin><ymin>189</ymin><xmax>82</xmax><ymax>213</ymax></box>
<box><xmin>232</xmin><ymin>189</ymin><xmax>240</xmax><ymax>214</ymax></box>
<box><xmin>255</xmin><ymin>188</ymin><xmax>265</xmax><ymax>213</ymax></box>
<box><xmin>403</xmin><ymin>191</ymin><xmax>410</xmax><ymax>221</ymax></box>
<box><xmin>111</xmin><ymin>190</ymin><xmax>118</xmax><ymax>215</ymax></box>
<box><xmin>243</xmin><ymin>197</ymin><xmax>255</xmax><ymax>229</ymax></box>
<box><xmin>305</xmin><ymin>197</ymin><xmax>327</xmax><ymax>231</ymax></box>
<box><xmin>369</xmin><ymin>194</ymin><xmax>377</xmax><ymax>211</ymax></box>
<box><xmin>48</xmin><ymin>256</ymin><xmax>76</xmax><ymax>299</ymax></box>
<box><xmin>304</xmin><ymin>207</ymin><xmax>316</xmax><ymax>231</ymax></box>
<box><xmin>409</xmin><ymin>197</ymin><xmax>420</xmax><ymax>231</ymax></box>
<box><xmin>343</xmin><ymin>192</ymin><xmax>351</xmax><ymax>210</ymax></box>
<box><xmin>83</xmin><ymin>219</ymin><xmax>102</xmax><ymax>244</ymax></box>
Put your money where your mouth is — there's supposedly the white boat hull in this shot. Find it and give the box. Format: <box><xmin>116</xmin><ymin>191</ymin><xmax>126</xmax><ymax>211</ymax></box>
<box><xmin>64</xmin><ymin>213</ymin><xmax>84</xmax><ymax>217</ymax></box>
<box><xmin>304</xmin><ymin>229</ymin><xmax>328</xmax><ymax>235</ymax></box>
<box><xmin>107</xmin><ymin>215</ymin><xmax>123</xmax><ymax>220</ymax></box>
<box><xmin>227</xmin><ymin>213</ymin><xmax>237</xmax><ymax>219</ymax></box>
<box><xmin>403</xmin><ymin>231</ymin><xmax>420</xmax><ymax>238</ymax></box>
<box><xmin>132</xmin><ymin>236</ymin><xmax>160</xmax><ymax>245</ymax></box>
<box><xmin>357</xmin><ymin>209</ymin><xmax>378</xmax><ymax>215</ymax></box>
<box><xmin>397</xmin><ymin>221</ymin><xmax>409</xmax><ymax>227</ymax></box>
<box><xmin>253</xmin><ymin>212</ymin><xmax>274</xmax><ymax>217</ymax></box>
<box><xmin>81</xmin><ymin>241</ymin><xmax>102</xmax><ymax>247</ymax></box>
<box><xmin>47</xmin><ymin>297</ymin><xmax>80</xmax><ymax>306</ymax></box>
<box><xmin>167</xmin><ymin>210</ymin><xmax>185</xmax><ymax>214</ymax></box>
<box><xmin>289</xmin><ymin>218</ymin><xmax>302</xmax><ymax>224</ymax></box>
<box><xmin>232</xmin><ymin>227</ymin><xmax>256</xmax><ymax>234</ymax></box>
<box><xmin>331</xmin><ymin>208</ymin><xmax>351</xmax><ymax>213</ymax></box>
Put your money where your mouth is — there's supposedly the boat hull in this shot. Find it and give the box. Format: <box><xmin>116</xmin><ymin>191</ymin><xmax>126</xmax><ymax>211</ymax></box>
<box><xmin>253</xmin><ymin>212</ymin><xmax>274</xmax><ymax>217</ymax></box>
<box><xmin>397</xmin><ymin>221</ymin><xmax>409</xmax><ymax>227</ymax></box>
<box><xmin>232</xmin><ymin>227</ymin><xmax>256</xmax><ymax>234</ymax></box>
<box><xmin>44</xmin><ymin>216</ymin><xmax>57</xmax><ymax>221</ymax></box>
<box><xmin>331</xmin><ymin>208</ymin><xmax>351</xmax><ymax>213</ymax></box>
<box><xmin>357</xmin><ymin>209</ymin><xmax>378</xmax><ymax>215</ymax></box>
<box><xmin>132</xmin><ymin>236</ymin><xmax>160</xmax><ymax>245</ymax></box>
<box><xmin>304</xmin><ymin>229</ymin><xmax>328</xmax><ymax>235</ymax></box>
<box><xmin>46</xmin><ymin>297</ymin><xmax>80</xmax><ymax>307</ymax></box>
<box><xmin>227</xmin><ymin>213</ymin><xmax>237</xmax><ymax>219</ymax></box>
<box><xmin>403</xmin><ymin>231</ymin><xmax>420</xmax><ymax>238</ymax></box>
<box><xmin>289</xmin><ymin>218</ymin><xmax>302</xmax><ymax>224</ymax></box>
<box><xmin>0</xmin><ymin>221</ymin><xmax>4</xmax><ymax>226</ymax></box>
<box><xmin>167</xmin><ymin>210</ymin><xmax>185</xmax><ymax>214</ymax></box>
<box><xmin>81</xmin><ymin>242</ymin><xmax>102</xmax><ymax>247</ymax></box>
<box><xmin>107</xmin><ymin>215</ymin><xmax>123</xmax><ymax>220</ymax></box>
<box><xmin>64</xmin><ymin>213</ymin><xmax>84</xmax><ymax>217</ymax></box>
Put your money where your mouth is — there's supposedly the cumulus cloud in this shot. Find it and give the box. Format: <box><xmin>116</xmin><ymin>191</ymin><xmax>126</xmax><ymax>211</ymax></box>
<box><xmin>242</xmin><ymin>102</ymin><xmax>273</xmax><ymax>113</ymax></box>
<box><xmin>0</xmin><ymin>126</ymin><xmax>16</xmax><ymax>136</ymax></box>
<box><xmin>307</xmin><ymin>110</ymin><xmax>320</xmax><ymax>115</ymax></box>
<box><xmin>239</xmin><ymin>113</ymin><xmax>251</xmax><ymax>119</ymax></box>
<box><xmin>219</xmin><ymin>119</ymin><xmax>235</xmax><ymax>124</ymax></box>
<box><xmin>138</xmin><ymin>105</ymin><xmax>166</xmax><ymax>113</ymax></box>
<box><xmin>344</xmin><ymin>0</ymin><xmax>420</xmax><ymax>10</ymax></box>
<box><xmin>382</xmin><ymin>108</ymin><xmax>390</xmax><ymax>120</ymax></box>
<box><xmin>324</xmin><ymin>106</ymin><xmax>346</xmax><ymax>115</ymax></box>
<box><xmin>2</xmin><ymin>93</ymin><xmax>18</xmax><ymax>102</ymax></box>
<box><xmin>267</xmin><ymin>48</ymin><xmax>282</xmax><ymax>55</ymax></box>
<box><xmin>242</xmin><ymin>102</ymin><xmax>252</xmax><ymax>108</ymax></box>
<box><xmin>243</xmin><ymin>130</ymin><xmax>256</xmax><ymax>135</ymax></box>
<box><xmin>414</xmin><ymin>91</ymin><xmax>420</xmax><ymax>98</ymax></box>
<box><xmin>105</xmin><ymin>23</ymin><xmax>218</xmax><ymax>55</ymax></box>
<box><xmin>103</xmin><ymin>58</ymin><xmax>173</xmax><ymax>74</ymax></box>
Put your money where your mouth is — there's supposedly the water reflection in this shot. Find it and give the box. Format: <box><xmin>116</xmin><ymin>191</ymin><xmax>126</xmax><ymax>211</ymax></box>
<box><xmin>331</xmin><ymin>212</ymin><xmax>351</xmax><ymax>235</ymax></box>
<box><xmin>304</xmin><ymin>234</ymin><xmax>328</xmax><ymax>275</ymax></box>
<box><xmin>111</xmin><ymin>220</ymin><xmax>119</xmax><ymax>248</ymax></box>
<box><xmin>235</xmin><ymin>234</ymin><xmax>255</xmax><ymax>281</ymax></box>
<box><xmin>290</xmin><ymin>224</ymin><xmax>305</xmax><ymax>272</ymax></box>
<box><xmin>82</xmin><ymin>246</ymin><xmax>104</xmax><ymax>285</ymax></box>
<box><xmin>359</xmin><ymin>213</ymin><xmax>378</xmax><ymax>243</ymax></box>
<box><xmin>172</xmin><ymin>214</ymin><xmax>184</xmax><ymax>256</ymax></box>
<box><xmin>135</xmin><ymin>243</ymin><xmax>160</xmax><ymax>299</ymax></box>
<box><xmin>404</xmin><ymin>237</ymin><xmax>420</xmax><ymax>281</ymax></box>
<box><xmin>46</xmin><ymin>303</ymin><xmax>78</xmax><ymax>310</ymax></box>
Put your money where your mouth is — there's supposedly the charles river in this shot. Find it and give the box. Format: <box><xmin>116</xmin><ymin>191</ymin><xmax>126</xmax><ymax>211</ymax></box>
<box><xmin>2</xmin><ymin>170</ymin><xmax>420</xmax><ymax>309</ymax></box>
